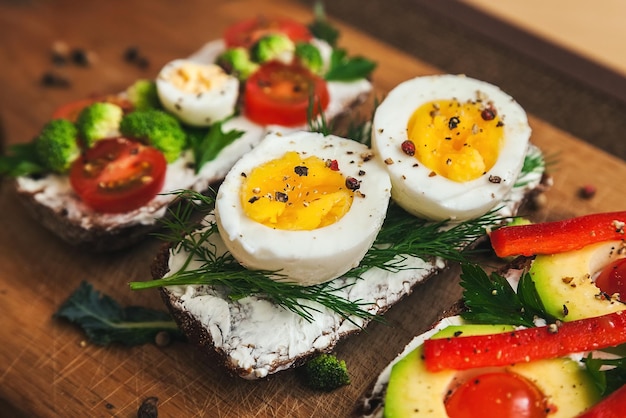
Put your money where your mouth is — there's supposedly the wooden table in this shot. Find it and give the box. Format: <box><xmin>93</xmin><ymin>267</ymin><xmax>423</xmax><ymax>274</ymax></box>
<box><xmin>1</xmin><ymin>0</ymin><xmax>625</xmax><ymax>416</ymax></box>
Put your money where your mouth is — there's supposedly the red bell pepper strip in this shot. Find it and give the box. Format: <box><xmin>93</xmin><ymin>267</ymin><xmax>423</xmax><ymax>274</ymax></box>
<box><xmin>423</xmin><ymin>311</ymin><xmax>626</xmax><ymax>372</ymax></box>
<box><xmin>490</xmin><ymin>211</ymin><xmax>626</xmax><ymax>258</ymax></box>
<box><xmin>575</xmin><ymin>383</ymin><xmax>626</xmax><ymax>418</ymax></box>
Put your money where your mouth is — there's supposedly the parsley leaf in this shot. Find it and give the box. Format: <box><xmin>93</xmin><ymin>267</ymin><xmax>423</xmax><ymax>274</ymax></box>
<box><xmin>0</xmin><ymin>142</ymin><xmax>45</xmax><ymax>177</ymax></box>
<box><xmin>54</xmin><ymin>281</ymin><xmax>182</xmax><ymax>346</ymax></box>
<box><xmin>325</xmin><ymin>48</ymin><xmax>377</xmax><ymax>82</ymax></box>
<box><xmin>187</xmin><ymin>122</ymin><xmax>244</xmax><ymax>173</ymax></box>
<box><xmin>308</xmin><ymin>2</ymin><xmax>340</xmax><ymax>47</ymax></box>
<box><xmin>584</xmin><ymin>354</ymin><xmax>626</xmax><ymax>396</ymax></box>
<box><xmin>460</xmin><ymin>263</ymin><xmax>553</xmax><ymax>327</ymax></box>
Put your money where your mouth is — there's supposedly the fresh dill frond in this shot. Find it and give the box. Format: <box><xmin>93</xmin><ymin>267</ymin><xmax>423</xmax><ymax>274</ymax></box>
<box><xmin>133</xmin><ymin>213</ymin><xmax>376</xmax><ymax>323</ymax></box>
<box><xmin>135</xmin><ymin>193</ymin><xmax>501</xmax><ymax>324</ymax></box>
<box><xmin>514</xmin><ymin>150</ymin><xmax>545</xmax><ymax>188</ymax></box>
<box><xmin>350</xmin><ymin>204</ymin><xmax>501</xmax><ymax>277</ymax></box>
<box><xmin>341</xmin><ymin>96</ymin><xmax>380</xmax><ymax>147</ymax></box>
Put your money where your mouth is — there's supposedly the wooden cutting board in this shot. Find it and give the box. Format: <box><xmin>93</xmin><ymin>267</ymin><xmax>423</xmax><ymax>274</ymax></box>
<box><xmin>1</xmin><ymin>0</ymin><xmax>625</xmax><ymax>417</ymax></box>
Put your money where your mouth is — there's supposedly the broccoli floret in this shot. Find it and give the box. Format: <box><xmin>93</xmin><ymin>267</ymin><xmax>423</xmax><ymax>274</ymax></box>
<box><xmin>302</xmin><ymin>353</ymin><xmax>351</xmax><ymax>392</ymax></box>
<box><xmin>119</xmin><ymin>109</ymin><xmax>186</xmax><ymax>162</ymax></box>
<box><xmin>76</xmin><ymin>102</ymin><xmax>123</xmax><ymax>148</ymax></box>
<box><xmin>295</xmin><ymin>42</ymin><xmax>324</xmax><ymax>75</ymax></box>
<box><xmin>216</xmin><ymin>47</ymin><xmax>260</xmax><ymax>80</ymax></box>
<box><xmin>34</xmin><ymin>119</ymin><xmax>80</xmax><ymax>173</ymax></box>
<box><xmin>125</xmin><ymin>79</ymin><xmax>161</xmax><ymax>111</ymax></box>
<box><xmin>250</xmin><ymin>33</ymin><xmax>295</xmax><ymax>64</ymax></box>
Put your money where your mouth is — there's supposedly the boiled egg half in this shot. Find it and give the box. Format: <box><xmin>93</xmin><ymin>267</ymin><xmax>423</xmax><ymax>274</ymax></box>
<box><xmin>372</xmin><ymin>74</ymin><xmax>531</xmax><ymax>221</ymax></box>
<box><xmin>215</xmin><ymin>131</ymin><xmax>392</xmax><ymax>286</ymax></box>
<box><xmin>156</xmin><ymin>59</ymin><xmax>239</xmax><ymax>127</ymax></box>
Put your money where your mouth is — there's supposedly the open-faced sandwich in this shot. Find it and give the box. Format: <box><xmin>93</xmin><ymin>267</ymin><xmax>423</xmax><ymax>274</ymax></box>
<box><xmin>1</xmin><ymin>13</ymin><xmax>374</xmax><ymax>251</ymax></box>
<box><xmin>133</xmin><ymin>73</ymin><xmax>552</xmax><ymax>379</ymax></box>
<box><xmin>362</xmin><ymin>211</ymin><xmax>626</xmax><ymax>417</ymax></box>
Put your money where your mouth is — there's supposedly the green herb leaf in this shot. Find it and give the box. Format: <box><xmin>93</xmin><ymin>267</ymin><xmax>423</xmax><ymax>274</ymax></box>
<box><xmin>308</xmin><ymin>1</ymin><xmax>340</xmax><ymax>47</ymax></box>
<box><xmin>0</xmin><ymin>142</ymin><xmax>45</xmax><ymax>177</ymax></box>
<box><xmin>54</xmin><ymin>281</ymin><xmax>182</xmax><ymax>346</ymax></box>
<box><xmin>325</xmin><ymin>48</ymin><xmax>376</xmax><ymax>81</ymax></box>
<box><xmin>187</xmin><ymin>122</ymin><xmax>244</xmax><ymax>173</ymax></box>
<box><xmin>584</xmin><ymin>353</ymin><xmax>626</xmax><ymax>396</ymax></box>
<box><xmin>459</xmin><ymin>264</ymin><xmax>553</xmax><ymax>327</ymax></box>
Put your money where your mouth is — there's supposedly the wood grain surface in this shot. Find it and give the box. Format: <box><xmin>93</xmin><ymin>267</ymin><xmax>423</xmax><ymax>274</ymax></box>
<box><xmin>1</xmin><ymin>0</ymin><xmax>626</xmax><ymax>417</ymax></box>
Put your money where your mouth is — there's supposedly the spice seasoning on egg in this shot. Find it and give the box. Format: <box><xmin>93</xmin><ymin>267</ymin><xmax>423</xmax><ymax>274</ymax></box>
<box><xmin>345</xmin><ymin>177</ymin><xmax>361</xmax><ymax>191</ymax></box>
<box><xmin>401</xmin><ymin>140</ymin><xmax>416</xmax><ymax>156</ymax></box>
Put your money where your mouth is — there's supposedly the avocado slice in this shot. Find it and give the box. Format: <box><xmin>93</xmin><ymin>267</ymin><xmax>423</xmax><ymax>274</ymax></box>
<box><xmin>384</xmin><ymin>323</ymin><xmax>601</xmax><ymax>418</ymax></box>
<box><xmin>530</xmin><ymin>240</ymin><xmax>626</xmax><ymax>321</ymax></box>
<box><xmin>384</xmin><ymin>324</ymin><xmax>514</xmax><ymax>418</ymax></box>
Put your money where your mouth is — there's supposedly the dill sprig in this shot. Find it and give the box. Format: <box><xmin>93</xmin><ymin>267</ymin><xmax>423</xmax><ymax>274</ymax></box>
<box><xmin>514</xmin><ymin>149</ymin><xmax>545</xmax><ymax>188</ymax></box>
<box><xmin>350</xmin><ymin>204</ymin><xmax>500</xmax><ymax>277</ymax></box>
<box><xmin>133</xmin><ymin>203</ymin><xmax>376</xmax><ymax>323</ymax></box>
<box><xmin>131</xmin><ymin>191</ymin><xmax>500</xmax><ymax>323</ymax></box>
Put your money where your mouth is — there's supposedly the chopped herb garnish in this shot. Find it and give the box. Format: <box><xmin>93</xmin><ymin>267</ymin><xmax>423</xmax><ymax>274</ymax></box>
<box><xmin>584</xmin><ymin>354</ymin><xmax>626</xmax><ymax>396</ymax></box>
<box><xmin>325</xmin><ymin>48</ymin><xmax>377</xmax><ymax>82</ymax></box>
<box><xmin>186</xmin><ymin>121</ymin><xmax>244</xmax><ymax>173</ymax></box>
<box><xmin>459</xmin><ymin>263</ymin><xmax>554</xmax><ymax>327</ymax></box>
<box><xmin>350</xmin><ymin>205</ymin><xmax>500</xmax><ymax>277</ymax></box>
<box><xmin>308</xmin><ymin>2</ymin><xmax>340</xmax><ymax>47</ymax></box>
<box><xmin>54</xmin><ymin>281</ymin><xmax>182</xmax><ymax>346</ymax></box>
<box><xmin>0</xmin><ymin>142</ymin><xmax>45</xmax><ymax>177</ymax></box>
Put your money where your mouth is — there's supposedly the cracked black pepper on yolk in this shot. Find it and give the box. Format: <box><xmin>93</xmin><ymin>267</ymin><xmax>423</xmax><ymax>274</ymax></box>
<box><xmin>407</xmin><ymin>98</ymin><xmax>504</xmax><ymax>182</ymax></box>
<box><xmin>241</xmin><ymin>151</ymin><xmax>354</xmax><ymax>230</ymax></box>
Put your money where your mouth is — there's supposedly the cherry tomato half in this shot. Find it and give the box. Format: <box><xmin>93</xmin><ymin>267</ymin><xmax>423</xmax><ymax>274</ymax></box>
<box><xmin>595</xmin><ymin>258</ymin><xmax>626</xmax><ymax>301</ymax></box>
<box><xmin>52</xmin><ymin>95</ymin><xmax>133</xmax><ymax>122</ymax></box>
<box><xmin>445</xmin><ymin>372</ymin><xmax>548</xmax><ymax>418</ymax></box>
<box><xmin>223</xmin><ymin>16</ymin><xmax>312</xmax><ymax>49</ymax></box>
<box><xmin>69</xmin><ymin>137</ymin><xmax>167</xmax><ymax>213</ymax></box>
<box><xmin>244</xmin><ymin>61</ymin><xmax>330</xmax><ymax>127</ymax></box>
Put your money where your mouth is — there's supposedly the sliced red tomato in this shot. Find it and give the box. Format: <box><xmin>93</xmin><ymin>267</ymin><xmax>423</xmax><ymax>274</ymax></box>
<box><xmin>595</xmin><ymin>258</ymin><xmax>626</xmax><ymax>302</ymax></box>
<box><xmin>224</xmin><ymin>16</ymin><xmax>312</xmax><ymax>49</ymax></box>
<box><xmin>244</xmin><ymin>61</ymin><xmax>329</xmax><ymax>126</ymax></box>
<box><xmin>69</xmin><ymin>137</ymin><xmax>167</xmax><ymax>213</ymax></box>
<box><xmin>52</xmin><ymin>95</ymin><xmax>133</xmax><ymax>122</ymax></box>
<box><xmin>445</xmin><ymin>372</ymin><xmax>548</xmax><ymax>418</ymax></box>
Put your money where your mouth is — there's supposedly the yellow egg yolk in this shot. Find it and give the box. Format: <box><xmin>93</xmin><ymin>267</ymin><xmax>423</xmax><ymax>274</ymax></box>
<box><xmin>168</xmin><ymin>63</ymin><xmax>229</xmax><ymax>94</ymax></box>
<box><xmin>241</xmin><ymin>151</ymin><xmax>354</xmax><ymax>230</ymax></box>
<box><xmin>407</xmin><ymin>98</ymin><xmax>504</xmax><ymax>182</ymax></box>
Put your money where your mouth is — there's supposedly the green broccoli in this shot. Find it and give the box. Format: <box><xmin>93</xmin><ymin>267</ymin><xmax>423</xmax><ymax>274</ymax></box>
<box><xmin>34</xmin><ymin>119</ymin><xmax>80</xmax><ymax>173</ymax></box>
<box><xmin>250</xmin><ymin>33</ymin><xmax>295</xmax><ymax>63</ymax></box>
<box><xmin>76</xmin><ymin>102</ymin><xmax>123</xmax><ymax>148</ymax></box>
<box><xmin>295</xmin><ymin>42</ymin><xmax>324</xmax><ymax>75</ymax></box>
<box><xmin>216</xmin><ymin>47</ymin><xmax>260</xmax><ymax>80</ymax></box>
<box><xmin>301</xmin><ymin>353</ymin><xmax>351</xmax><ymax>392</ymax></box>
<box><xmin>125</xmin><ymin>79</ymin><xmax>161</xmax><ymax>110</ymax></box>
<box><xmin>119</xmin><ymin>109</ymin><xmax>186</xmax><ymax>162</ymax></box>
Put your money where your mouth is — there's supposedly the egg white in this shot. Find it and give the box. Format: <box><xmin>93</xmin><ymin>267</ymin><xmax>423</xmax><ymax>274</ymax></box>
<box><xmin>156</xmin><ymin>58</ymin><xmax>239</xmax><ymax>127</ymax></box>
<box><xmin>214</xmin><ymin>130</ymin><xmax>392</xmax><ymax>286</ymax></box>
<box><xmin>371</xmin><ymin>74</ymin><xmax>531</xmax><ymax>221</ymax></box>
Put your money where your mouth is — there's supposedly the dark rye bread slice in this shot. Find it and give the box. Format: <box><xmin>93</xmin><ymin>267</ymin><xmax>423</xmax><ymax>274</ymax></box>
<box><xmin>151</xmin><ymin>145</ymin><xmax>551</xmax><ymax>379</ymax></box>
<box><xmin>359</xmin><ymin>256</ymin><xmax>533</xmax><ymax>418</ymax></box>
<box><xmin>10</xmin><ymin>39</ymin><xmax>373</xmax><ymax>252</ymax></box>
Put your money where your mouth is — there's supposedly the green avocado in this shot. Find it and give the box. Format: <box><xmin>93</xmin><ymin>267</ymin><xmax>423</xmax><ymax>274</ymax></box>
<box><xmin>383</xmin><ymin>323</ymin><xmax>601</xmax><ymax>418</ymax></box>
<box><xmin>530</xmin><ymin>240</ymin><xmax>626</xmax><ymax>321</ymax></box>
